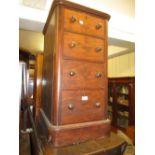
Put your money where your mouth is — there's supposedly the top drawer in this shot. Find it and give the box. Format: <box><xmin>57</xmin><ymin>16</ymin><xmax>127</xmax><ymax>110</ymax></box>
<box><xmin>64</xmin><ymin>8</ymin><xmax>106</xmax><ymax>38</ymax></box>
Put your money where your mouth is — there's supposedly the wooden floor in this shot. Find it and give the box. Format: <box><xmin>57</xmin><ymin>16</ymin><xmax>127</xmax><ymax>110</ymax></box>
<box><xmin>41</xmin><ymin>132</ymin><xmax>127</xmax><ymax>155</ymax></box>
<box><xmin>19</xmin><ymin>132</ymin><xmax>134</xmax><ymax>155</ymax></box>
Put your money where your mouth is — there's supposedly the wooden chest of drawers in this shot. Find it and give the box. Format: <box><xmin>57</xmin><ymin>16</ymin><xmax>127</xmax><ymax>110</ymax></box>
<box><xmin>37</xmin><ymin>0</ymin><xmax>111</xmax><ymax>147</ymax></box>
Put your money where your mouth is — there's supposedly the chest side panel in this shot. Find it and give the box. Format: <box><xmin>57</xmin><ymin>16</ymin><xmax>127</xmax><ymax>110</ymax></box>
<box><xmin>42</xmin><ymin>7</ymin><xmax>59</xmax><ymax>122</ymax></box>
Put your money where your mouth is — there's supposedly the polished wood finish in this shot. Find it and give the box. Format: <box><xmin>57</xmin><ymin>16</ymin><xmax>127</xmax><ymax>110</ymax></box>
<box><xmin>34</xmin><ymin>53</ymin><xmax>44</xmax><ymax>118</ymax></box>
<box><xmin>38</xmin><ymin>0</ymin><xmax>111</xmax><ymax>146</ymax></box>
<box><xmin>42</xmin><ymin>6</ymin><xmax>60</xmax><ymax>123</ymax></box>
<box><xmin>37</xmin><ymin>109</ymin><xmax>110</xmax><ymax>147</ymax></box>
<box><xmin>61</xmin><ymin>60</ymin><xmax>106</xmax><ymax>89</ymax></box>
<box><xmin>64</xmin><ymin>8</ymin><xmax>106</xmax><ymax>38</ymax></box>
<box><xmin>60</xmin><ymin>90</ymin><xmax>107</xmax><ymax>124</ymax></box>
<box><xmin>43</xmin><ymin>0</ymin><xmax>110</xmax><ymax>34</ymax></box>
<box><xmin>63</xmin><ymin>32</ymin><xmax>105</xmax><ymax>62</ymax></box>
<box><xmin>30</xmin><ymin>108</ymin><xmax>126</xmax><ymax>154</ymax></box>
<box><xmin>48</xmin><ymin>120</ymin><xmax>111</xmax><ymax>147</ymax></box>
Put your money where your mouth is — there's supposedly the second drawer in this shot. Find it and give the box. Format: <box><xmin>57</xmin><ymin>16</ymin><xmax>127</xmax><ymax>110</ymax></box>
<box><xmin>63</xmin><ymin>32</ymin><xmax>105</xmax><ymax>62</ymax></box>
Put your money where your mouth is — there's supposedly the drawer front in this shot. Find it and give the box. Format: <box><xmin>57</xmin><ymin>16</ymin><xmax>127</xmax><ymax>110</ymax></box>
<box><xmin>60</xmin><ymin>90</ymin><xmax>107</xmax><ymax>124</ymax></box>
<box><xmin>63</xmin><ymin>32</ymin><xmax>105</xmax><ymax>62</ymax></box>
<box><xmin>61</xmin><ymin>60</ymin><xmax>106</xmax><ymax>89</ymax></box>
<box><xmin>64</xmin><ymin>8</ymin><xmax>105</xmax><ymax>38</ymax></box>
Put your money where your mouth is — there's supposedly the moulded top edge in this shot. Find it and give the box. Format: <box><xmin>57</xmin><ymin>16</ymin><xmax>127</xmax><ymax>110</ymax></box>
<box><xmin>43</xmin><ymin>0</ymin><xmax>111</xmax><ymax>34</ymax></box>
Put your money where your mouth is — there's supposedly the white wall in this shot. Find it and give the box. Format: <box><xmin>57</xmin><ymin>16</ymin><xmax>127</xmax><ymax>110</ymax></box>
<box><xmin>108</xmin><ymin>52</ymin><xmax>135</xmax><ymax>77</ymax></box>
<box><xmin>19</xmin><ymin>29</ymin><xmax>44</xmax><ymax>52</ymax></box>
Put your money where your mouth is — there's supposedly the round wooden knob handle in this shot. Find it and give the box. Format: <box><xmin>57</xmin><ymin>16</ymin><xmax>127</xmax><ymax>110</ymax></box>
<box><xmin>70</xmin><ymin>16</ymin><xmax>77</xmax><ymax>23</ymax></box>
<box><xmin>96</xmin><ymin>72</ymin><xmax>102</xmax><ymax>78</ymax></box>
<box><xmin>69</xmin><ymin>71</ymin><xmax>76</xmax><ymax>76</ymax></box>
<box><xmin>96</xmin><ymin>23</ymin><xmax>102</xmax><ymax>29</ymax></box>
<box><xmin>68</xmin><ymin>103</ymin><xmax>74</xmax><ymax>110</ymax></box>
<box><xmin>96</xmin><ymin>47</ymin><xmax>102</xmax><ymax>52</ymax></box>
<box><xmin>69</xmin><ymin>41</ymin><xmax>76</xmax><ymax>48</ymax></box>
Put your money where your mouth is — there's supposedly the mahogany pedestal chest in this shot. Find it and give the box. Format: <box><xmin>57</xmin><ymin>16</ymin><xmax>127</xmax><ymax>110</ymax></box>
<box><xmin>37</xmin><ymin>0</ymin><xmax>111</xmax><ymax>147</ymax></box>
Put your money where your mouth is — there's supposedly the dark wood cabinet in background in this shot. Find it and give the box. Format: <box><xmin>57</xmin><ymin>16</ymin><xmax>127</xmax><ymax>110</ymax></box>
<box><xmin>19</xmin><ymin>49</ymin><xmax>36</xmax><ymax>131</ymax></box>
<box><xmin>108</xmin><ymin>77</ymin><xmax>135</xmax><ymax>129</ymax></box>
<box><xmin>33</xmin><ymin>53</ymin><xmax>44</xmax><ymax>119</ymax></box>
<box><xmin>19</xmin><ymin>49</ymin><xmax>36</xmax><ymax>104</ymax></box>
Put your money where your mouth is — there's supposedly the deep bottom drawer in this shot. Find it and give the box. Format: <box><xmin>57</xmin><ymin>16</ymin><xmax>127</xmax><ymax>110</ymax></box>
<box><xmin>60</xmin><ymin>90</ymin><xmax>107</xmax><ymax>124</ymax></box>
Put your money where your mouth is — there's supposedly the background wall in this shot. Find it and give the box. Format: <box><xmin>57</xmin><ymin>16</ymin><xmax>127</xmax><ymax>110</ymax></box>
<box><xmin>19</xmin><ymin>29</ymin><xmax>44</xmax><ymax>53</ymax></box>
<box><xmin>108</xmin><ymin>52</ymin><xmax>135</xmax><ymax>77</ymax></box>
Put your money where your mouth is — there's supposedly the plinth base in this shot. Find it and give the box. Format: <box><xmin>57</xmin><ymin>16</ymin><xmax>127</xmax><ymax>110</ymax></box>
<box><xmin>37</xmin><ymin>109</ymin><xmax>111</xmax><ymax>147</ymax></box>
